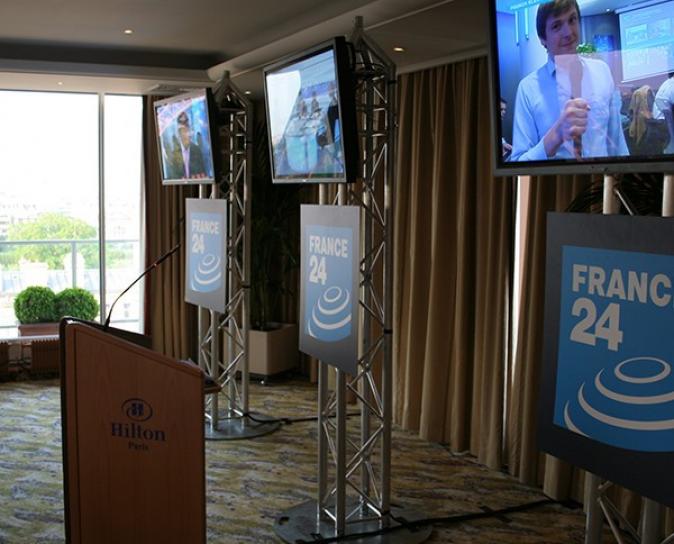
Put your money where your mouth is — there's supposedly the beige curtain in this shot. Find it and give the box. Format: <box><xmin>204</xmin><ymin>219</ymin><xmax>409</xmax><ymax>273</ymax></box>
<box><xmin>507</xmin><ymin>175</ymin><xmax>589</xmax><ymax>492</ymax></box>
<box><xmin>142</xmin><ymin>96</ymin><xmax>197</xmax><ymax>360</ymax></box>
<box><xmin>393</xmin><ymin>57</ymin><xmax>514</xmax><ymax>469</ymax></box>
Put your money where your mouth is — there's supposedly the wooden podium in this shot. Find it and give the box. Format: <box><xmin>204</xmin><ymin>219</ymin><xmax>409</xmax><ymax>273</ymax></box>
<box><xmin>60</xmin><ymin>321</ymin><xmax>206</xmax><ymax>543</ymax></box>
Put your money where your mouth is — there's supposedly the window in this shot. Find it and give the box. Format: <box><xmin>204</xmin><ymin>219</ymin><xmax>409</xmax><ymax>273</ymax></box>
<box><xmin>0</xmin><ymin>91</ymin><xmax>144</xmax><ymax>338</ymax></box>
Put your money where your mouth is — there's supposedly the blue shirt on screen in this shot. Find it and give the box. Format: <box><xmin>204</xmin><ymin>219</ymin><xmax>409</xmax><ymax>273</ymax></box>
<box><xmin>511</xmin><ymin>57</ymin><xmax>629</xmax><ymax>162</ymax></box>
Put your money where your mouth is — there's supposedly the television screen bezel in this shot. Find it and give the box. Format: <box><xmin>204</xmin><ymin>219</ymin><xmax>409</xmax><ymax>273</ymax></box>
<box><xmin>262</xmin><ymin>36</ymin><xmax>359</xmax><ymax>184</ymax></box>
<box><xmin>153</xmin><ymin>88</ymin><xmax>220</xmax><ymax>186</ymax></box>
<box><xmin>487</xmin><ymin>0</ymin><xmax>674</xmax><ymax>177</ymax></box>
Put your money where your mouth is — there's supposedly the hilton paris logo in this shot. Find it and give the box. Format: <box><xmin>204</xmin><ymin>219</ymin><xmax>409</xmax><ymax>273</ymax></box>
<box><xmin>111</xmin><ymin>398</ymin><xmax>166</xmax><ymax>451</ymax></box>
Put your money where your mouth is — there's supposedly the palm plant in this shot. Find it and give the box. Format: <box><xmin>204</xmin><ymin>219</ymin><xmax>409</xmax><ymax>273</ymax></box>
<box><xmin>250</xmin><ymin>114</ymin><xmax>302</xmax><ymax>330</ymax></box>
<box><xmin>566</xmin><ymin>173</ymin><xmax>664</xmax><ymax>215</ymax></box>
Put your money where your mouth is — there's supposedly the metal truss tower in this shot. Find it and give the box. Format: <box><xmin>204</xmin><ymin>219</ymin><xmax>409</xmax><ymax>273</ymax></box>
<box><xmin>199</xmin><ymin>73</ymin><xmax>279</xmax><ymax>440</ymax></box>
<box><xmin>275</xmin><ymin>19</ymin><xmax>430</xmax><ymax>543</ymax></box>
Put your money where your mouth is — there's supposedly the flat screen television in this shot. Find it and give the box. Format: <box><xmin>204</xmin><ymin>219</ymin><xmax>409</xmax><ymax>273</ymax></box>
<box><xmin>489</xmin><ymin>0</ymin><xmax>674</xmax><ymax>175</ymax></box>
<box><xmin>154</xmin><ymin>89</ymin><xmax>219</xmax><ymax>185</ymax></box>
<box><xmin>263</xmin><ymin>37</ymin><xmax>358</xmax><ymax>184</ymax></box>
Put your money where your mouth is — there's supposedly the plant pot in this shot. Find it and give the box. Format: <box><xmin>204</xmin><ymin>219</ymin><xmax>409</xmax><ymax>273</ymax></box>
<box><xmin>249</xmin><ymin>323</ymin><xmax>298</xmax><ymax>377</ymax></box>
<box><xmin>18</xmin><ymin>322</ymin><xmax>60</xmax><ymax>337</ymax></box>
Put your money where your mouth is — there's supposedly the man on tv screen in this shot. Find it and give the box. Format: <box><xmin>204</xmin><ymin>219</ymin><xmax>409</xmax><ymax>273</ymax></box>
<box><xmin>510</xmin><ymin>0</ymin><xmax>629</xmax><ymax>162</ymax></box>
<box><xmin>169</xmin><ymin>111</ymin><xmax>207</xmax><ymax>180</ymax></box>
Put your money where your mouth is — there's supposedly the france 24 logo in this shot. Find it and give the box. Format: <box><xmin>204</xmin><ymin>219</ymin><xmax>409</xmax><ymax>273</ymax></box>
<box><xmin>305</xmin><ymin>225</ymin><xmax>353</xmax><ymax>343</ymax></box>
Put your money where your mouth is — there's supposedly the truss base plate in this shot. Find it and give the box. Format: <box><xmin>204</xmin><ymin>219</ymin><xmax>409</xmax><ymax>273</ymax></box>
<box><xmin>274</xmin><ymin>500</ymin><xmax>432</xmax><ymax>544</ymax></box>
<box><xmin>204</xmin><ymin>412</ymin><xmax>280</xmax><ymax>440</ymax></box>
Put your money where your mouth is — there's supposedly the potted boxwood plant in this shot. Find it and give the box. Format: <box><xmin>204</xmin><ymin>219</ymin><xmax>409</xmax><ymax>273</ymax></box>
<box><xmin>55</xmin><ymin>287</ymin><xmax>99</xmax><ymax>322</ymax></box>
<box><xmin>15</xmin><ymin>285</ymin><xmax>100</xmax><ymax>336</ymax></box>
<box><xmin>14</xmin><ymin>285</ymin><xmax>59</xmax><ymax>336</ymax></box>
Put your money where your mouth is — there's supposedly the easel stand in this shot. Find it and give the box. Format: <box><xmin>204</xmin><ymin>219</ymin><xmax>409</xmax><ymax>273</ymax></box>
<box><xmin>199</xmin><ymin>74</ymin><xmax>279</xmax><ymax>440</ymax></box>
<box><xmin>583</xmin><ymin>173</ymin><xmax>674</xmax><ymax>544</ymax></box>
<box><xmin>274</xmin><ymin>18</ymin><xmax>430</xmax><ymax>543</ymax></box>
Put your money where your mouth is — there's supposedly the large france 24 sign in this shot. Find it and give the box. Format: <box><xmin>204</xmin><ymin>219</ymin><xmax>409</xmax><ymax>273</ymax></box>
<box><xmin>300</xmin><ymin>205</ymin><xmax>360</xmax><ymax>375</ymax></box>
<box><xmin>184</xmin><ymin>198</ymin><xmax>227</xmax><ymax>312</ymax></box>
<box><xmin>540</xmin><ymin>212</ymin><xmax>674</xmax><ymax>508</ymax></box>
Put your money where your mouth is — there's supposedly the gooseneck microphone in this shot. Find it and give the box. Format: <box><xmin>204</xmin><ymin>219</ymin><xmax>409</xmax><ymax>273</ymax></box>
<box><xmin>104</xmin><ymin>214</ymin><xmax>185</xmax><ymax>330</ymax></box>
<box><xmin>103</xmin><ymin>242</ymin><xmax>181</xmax><ymax>329</ymax></box>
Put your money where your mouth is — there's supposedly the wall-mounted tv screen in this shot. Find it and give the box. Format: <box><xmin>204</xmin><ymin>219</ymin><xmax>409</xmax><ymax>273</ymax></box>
<box><xmin>489</xmin><ymin>0</ymin><xmax>674</xmax><ymax>175</ymax></box>
<box><xmin>263</xmin><ymin>37</ymin><xmax>358</xmax><ymax>184</ymax></box>
<box><xmin>154</xmin><ymin>89</ymin><xmax>219</xmax><ymax>185</ymax></box>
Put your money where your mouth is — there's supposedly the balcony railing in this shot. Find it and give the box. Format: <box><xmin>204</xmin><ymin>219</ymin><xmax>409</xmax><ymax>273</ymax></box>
<box><xmin>0</xmin><ymin>238</ymin><xmax>142</xmax><ymax>335</ymax></box>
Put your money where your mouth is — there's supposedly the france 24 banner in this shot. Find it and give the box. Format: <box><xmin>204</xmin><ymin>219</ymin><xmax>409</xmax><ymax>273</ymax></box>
<box><xmin>184</xmin><ymin>198</ymin><xmax>227</xmax><ymax>312</ymax></box>
<box><xmin>300</xmin><ymin>205</ymin><xmax>360</xmax><ymax>374</ymax></box>
<box><xmin>540</xmin><ymin>212</ymin><xmax>674</xmax><ymax>509</ymax></box>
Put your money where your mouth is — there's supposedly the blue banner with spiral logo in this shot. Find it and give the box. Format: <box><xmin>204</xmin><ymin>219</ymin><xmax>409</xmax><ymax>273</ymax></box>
<box><xmin>540</xmin><ymin>212</ymin><xmax>674</xmax><ymax>509</ymax></box>
<box><xmin>300</xmin><ymin>205</ymin><xmax>359</xmax><ymax>374</ymax></box>
<box><xmin>555</xmin><ymin>246</ymin><xmax>674</xmax><ymax>452</ymax></box>
<box><xmin>185</xmin><ymin>198</ymin><xmax>227</xmax><ymax>312</ymax></box>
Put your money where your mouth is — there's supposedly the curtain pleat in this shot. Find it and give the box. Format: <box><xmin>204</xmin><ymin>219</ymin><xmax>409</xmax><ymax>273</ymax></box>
<box><xmin>507</xmin><ymin>175</ymin><xmax>588</xmax><ymax>488</ymax></box>
<box><xmin>142</xmin><ymin>96</ymin><xmax>196</xmax><ymax>360</ymax></box>
<box><xmin>393</xmin><ymin>58</ymin><xmax>514</xmax><ymax>469</ymax></box>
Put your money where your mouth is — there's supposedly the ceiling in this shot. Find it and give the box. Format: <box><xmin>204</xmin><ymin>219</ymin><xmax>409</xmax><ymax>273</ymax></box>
<box><xmin>0</xmin><ymin>0</ymin><xmax>488</xmax><ymax>98</ymax></box>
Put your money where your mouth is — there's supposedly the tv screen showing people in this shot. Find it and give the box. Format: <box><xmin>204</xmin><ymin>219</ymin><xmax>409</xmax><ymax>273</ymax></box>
<box><xmin>264</xmin><ymin>38</ymin><xmax>357</xmax><ymax>183</ymax></box>
<box><xmin>491</xmin><ymin>0</ymin><xmax>674</xmax><ymax>174</ymax></box>
<box><xmin>154</xmin><ymin>89</ymin><xmax>216</xmax><ymax>185</ymax></box>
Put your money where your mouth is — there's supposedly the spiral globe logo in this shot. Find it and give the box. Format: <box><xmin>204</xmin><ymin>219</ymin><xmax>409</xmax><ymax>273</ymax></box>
<box><xmin>191</xmin><ymin>253</ymin><xmax>222</xmax><ymax>293</ymax></box>
<box><xmin>307</xmin><ymin>286</ymin><xmax>352</xmax><ymax>342</ymax></box>
<box><xmin>562</xmin><ymin>356</ymin><xmax>674</xmax><ymax>452</ymax></box>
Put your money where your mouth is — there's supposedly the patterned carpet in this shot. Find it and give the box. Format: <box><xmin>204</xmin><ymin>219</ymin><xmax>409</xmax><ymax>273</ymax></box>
<box><xmin>0</xmin><ymin>378</ymin><xmax>600</xmax><ymax>543</ymax></box>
